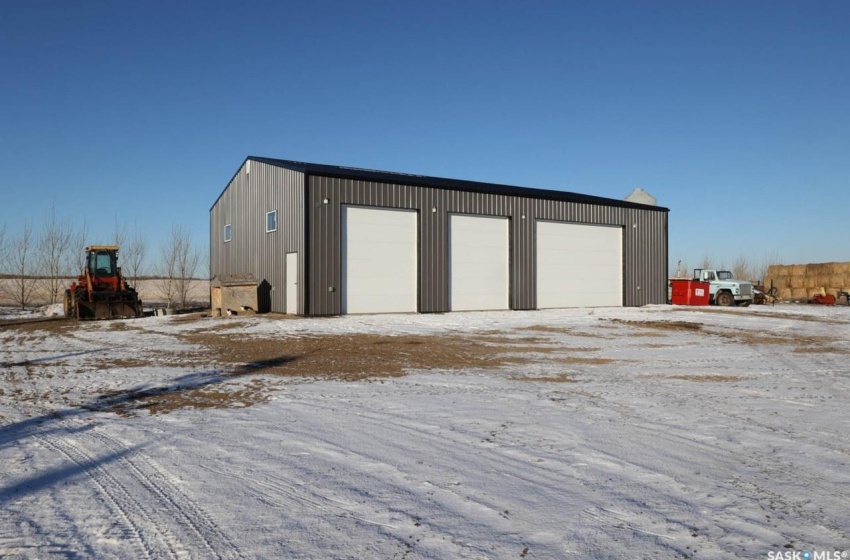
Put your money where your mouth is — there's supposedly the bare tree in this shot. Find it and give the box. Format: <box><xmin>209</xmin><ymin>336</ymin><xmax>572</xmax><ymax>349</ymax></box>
<box><xmin>0</xmin><ymin>223</ymin><xmax>7</xmax><ymax>271</ymax></box>
<box><xmin>38</xmin><ymin>205</ymin><xmax>75</xmax><ymax>304</ymax></box>
<box><xmin>69</xmin><ymin>219</ymin><xmax>90</xmax><ymax>276</ymax></box>
<box><xmin>201</xmin><ymin>245</ymin><xmax>211</xmax><ymax>307</ymax></box>
<box><xmin>2</xmin><ymin>221</ymin><xmax>38</xmax><ymax>309</ymax></box>
<box><xmin>158</xmin><ymin>224</ymin><xmax>201</xmax><ymax>310</ymax></box>
<box><xmin>175</xmin><ymin>227</ymin><xmax>202</xmax><ymax>310</ymax></box>
<box><xmin>123</xmin><ymin>225</ymin><xmax>148</xmax><ymax>286</ymax></box>
<box><xmin>157</xmin><ymin>240</ymin><xmax>178</xmax><ymax>309</ymax></box>
<box><xmin>202</xmin><ymin>243</ymin><xmax>211</xmax><ymax>281</ymax></box>
<box><xmin>113</xmin><ymin>217</ymin><xmax>127</xmax><ymax>248</ymax></box>
<box><xmin>731</xmin><ymin>255</ymin><xmax>754</xmax><ymax>282</ymax></box>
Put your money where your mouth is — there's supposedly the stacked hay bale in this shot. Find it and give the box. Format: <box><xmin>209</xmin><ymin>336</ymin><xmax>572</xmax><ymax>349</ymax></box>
<box><xmin>765</xmin><ymin>262</ymin><xmax>850</xmax><ymax>301</ymax></box>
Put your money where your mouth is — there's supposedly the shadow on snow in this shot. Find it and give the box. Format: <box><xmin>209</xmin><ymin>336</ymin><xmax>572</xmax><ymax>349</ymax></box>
<box><xmin>83</xmin><ymin>354</ymin><xmax>300</xmax><ymax>414</ymax></box>
<box><xmin>0</xmin><ymin>444</ymin><xmax>141</xmax><ymax>506</ymax></box>
<box><xmin>1</xmin><ymin>348</ymin><xmax>109</xmax><ymax>368</ymax></box>
<box><xmin>0</xmin><ymin>355</ymin><xmax>298</xmax><ymax>449</ymax></box>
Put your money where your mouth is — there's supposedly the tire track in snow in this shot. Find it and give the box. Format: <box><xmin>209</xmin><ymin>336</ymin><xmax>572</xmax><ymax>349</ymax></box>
<box><xmin>198</xmin><ymin>391</ymin><xmax>554</xmax><ymax>556</ymax></box>
<box><xmin>198</xmin><ymin>463</ymin><xmax>398</xmax><ymax>529</ymax></box>
<box><xmin>5</xmin><ymin>326</ymin><xmax>240</xmax><ymax>559</ymax></box>
<box><xmin>283</xmin><ymin>390</ymin><xmax>731</xmax><ymax>557</ymax></box>
<box><xmin>685</xmin><ymin>393</ymin><xmax>850</xmax><ymax>540</ymax></box>
<box><xmin>10</xmin><ymin>404</ymin><xmax>220</xmax><ymax>559</ymax></box>
<box><xmin>32</xmin><ymin>431</ymin><xmax>176</xmax><ymax>560</ymax></box>
<box><xmin>2</xmin><ymin>374</ymin><xmax>166</xmax><ymax>559</ymax></box>
<box><xmin>292</xmin><ymin>385</ymin><xmax>736</xmax><ymax>494</ymax></box>
<box><xmin>620</xmin><ymin>340</ymin><xmax>850</xmax><ymax>548</ymax></box>
<box><xmin>287</xmin><ymin>396</ymin><xmax>576</xmax><ymax>490</ymax></box>
<box><xmin>0</xmin><ymin>494</ymin><xmax>100</xmax><ymax>559</ymax></box>
<box><xmin>83</xmin><ymin>425</ymin><xmax>242</xmax><ymax>559</ymax></box>
<box><xmin>195</xmin><ymin>461</ymin><xmax>426</xmax><ymax>560</ymax></box>
<box><xmin>281</xmin><ymin>396</ymin><xmax>622</xmax><ymax>535</ymax></box>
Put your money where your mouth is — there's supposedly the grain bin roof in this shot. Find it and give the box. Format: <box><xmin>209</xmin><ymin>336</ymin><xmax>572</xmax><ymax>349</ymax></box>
<box><xmin>212</xmin><ymin>156</ymin><xmax>669</xmax><ymax>212</ymax></box>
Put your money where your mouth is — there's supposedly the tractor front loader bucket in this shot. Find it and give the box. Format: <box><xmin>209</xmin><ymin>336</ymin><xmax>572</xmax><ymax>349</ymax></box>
<box><xmin>75</xmin><ymin>293</ymin><xmax>143</xmax><ymax>320</ymax></box>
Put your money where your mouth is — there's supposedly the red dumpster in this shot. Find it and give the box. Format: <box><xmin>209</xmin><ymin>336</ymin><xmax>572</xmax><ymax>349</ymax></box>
<box><xmin>669</xmin><ymin>279</ymin><xmax>710</xmax><ymax>306</ymax></box>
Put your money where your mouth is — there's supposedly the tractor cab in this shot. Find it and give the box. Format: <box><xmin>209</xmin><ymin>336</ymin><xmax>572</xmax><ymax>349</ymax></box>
<box><xmin>83</xmin><ymin>246</ymin><xmax>122</xmax><ymax>293</ymax></box>
<box><xmin>88</xmin><ymin>247</ymin><xmax>118</xmax><ymax>278</ymax></box>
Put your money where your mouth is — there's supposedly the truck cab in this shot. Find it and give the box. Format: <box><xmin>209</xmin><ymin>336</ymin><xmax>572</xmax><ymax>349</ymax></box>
<box><xmin>693</xmin><ymin>269</ymin><xmax>753</xmax><ymax>307</ymax></box>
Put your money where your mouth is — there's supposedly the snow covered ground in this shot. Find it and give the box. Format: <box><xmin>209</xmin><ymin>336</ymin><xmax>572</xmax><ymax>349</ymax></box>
<box><xmin>1</xmin><ymin>304</ymin><xmax>849</xmax><ymax>559</ymax></box>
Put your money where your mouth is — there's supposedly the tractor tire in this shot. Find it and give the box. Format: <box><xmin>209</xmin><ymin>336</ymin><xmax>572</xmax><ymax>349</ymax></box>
<box><xmin>716</xmin><ymin>291</ymin><xmax>735</xmax><ymax>307</ymax></box>
<box><xmin>72</xmin><ymin>288</ymin><xmax>87</xmax><ymax>319</ymax></box>
<box><xmin>63</xmin><ymin>289</ymin><xmax>73</xmax><ymax>318</ymax></box>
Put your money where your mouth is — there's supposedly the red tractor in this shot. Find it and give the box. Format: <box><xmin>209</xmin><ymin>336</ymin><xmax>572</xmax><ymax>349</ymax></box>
<box><xmin>64</xmin><ymin>245</ymin><xmax>143</xmax><ymax>319</ymax></box>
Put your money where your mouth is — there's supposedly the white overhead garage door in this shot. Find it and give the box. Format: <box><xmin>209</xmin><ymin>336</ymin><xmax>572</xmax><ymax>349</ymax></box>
<box><xmin>450</xmin><ymin>215</ymin><xmax>509</xmax><ymax>311</ymax></box>
<box><xmin>536</xmin><ymin>221</ymin><xmax>623</xmax><ymax>308</ymax></box>
<box><xmin>342</xmin><ymin>206</ymin><xmax>418</xmax><ymax>314</ymax></box>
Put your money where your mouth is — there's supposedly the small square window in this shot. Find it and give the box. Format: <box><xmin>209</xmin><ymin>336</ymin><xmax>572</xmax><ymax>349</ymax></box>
<box><xmin>224</xmin><ymin>224</ymin><xmax>232</xmax><ymax>242</ymax></box>
<box><xmin>266</xmin><ymin>210</ymin><xmax>277</xmax><ymax>233</ymax></box>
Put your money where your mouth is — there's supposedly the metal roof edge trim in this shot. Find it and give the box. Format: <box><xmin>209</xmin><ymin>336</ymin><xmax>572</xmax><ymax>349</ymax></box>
<box><xmin>211</xmin><ymin>156</ymin><xmax>669</xmax><ymax>213</ymax></box>
<box><xmin>210</xmin><ymin>156</ymin><xmax>252</xmax><ymax>212</ymax></box>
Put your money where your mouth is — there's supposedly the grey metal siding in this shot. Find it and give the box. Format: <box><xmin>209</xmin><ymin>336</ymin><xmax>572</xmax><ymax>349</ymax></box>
<box><xmin>307</xmin><ymin>175</ymin><xmax>667</xmax><ymax>315</ymax></box>
<box><xmin>210</xmin><ymin>160</ymin><xmax>305</xmax><ymax>313</ymax></box>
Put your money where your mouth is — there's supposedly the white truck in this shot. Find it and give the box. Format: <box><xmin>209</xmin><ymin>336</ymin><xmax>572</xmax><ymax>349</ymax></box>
<box><xmin>693</xmin><ymin>269</ymin><xmax>754</xmax><ymax>307</ymax></box>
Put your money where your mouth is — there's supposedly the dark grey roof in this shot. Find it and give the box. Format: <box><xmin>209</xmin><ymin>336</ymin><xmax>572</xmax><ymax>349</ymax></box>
<box><xmin>213</xmin><ymin>156</ymin><xmax>668</xmax><ymax>212</ymax></box>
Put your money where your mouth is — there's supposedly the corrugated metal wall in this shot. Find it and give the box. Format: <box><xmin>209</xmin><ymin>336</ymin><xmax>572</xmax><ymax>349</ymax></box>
<box><xmin>209</xmin><ymin>160</ymin><xmax>305</xmax><ymax>313</ymax></box>
<box><xmin>307</xmin><ymin>176</ymin><xmax>668</xmax><ymax>315</ymax></box>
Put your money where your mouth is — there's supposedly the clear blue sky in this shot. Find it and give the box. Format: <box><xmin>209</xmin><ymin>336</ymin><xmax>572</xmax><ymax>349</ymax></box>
<box><xmin>2</xmin><ymin>1</ymin><xmax>848</xmax><ymax>274</ymax></box>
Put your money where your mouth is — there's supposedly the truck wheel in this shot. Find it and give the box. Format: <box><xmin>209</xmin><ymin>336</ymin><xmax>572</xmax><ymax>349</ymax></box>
<box><xmin>716</xmin><ymin>291</ymin><xmax>735</xmax><ymax>307</ymax></box>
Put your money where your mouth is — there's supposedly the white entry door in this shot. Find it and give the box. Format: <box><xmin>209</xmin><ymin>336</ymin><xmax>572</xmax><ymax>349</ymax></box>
<box><xmin>285</xmin><ymin>252</ymin><xmax>298</xmax><ymax>314</ymax></box>
<box><xmin>449</xmin><ymin>215</ymin><xmax>510</xmax><ymax>311</ymax></box>
<box><xmin>341</xmin><ymin>206</ymin><xmax>418</xmax><ymax>314</ymax></box>
<box><xmin>536</xmin><ymin>221</ymin><xmax>623</xmax><ymax>308</ymax></box>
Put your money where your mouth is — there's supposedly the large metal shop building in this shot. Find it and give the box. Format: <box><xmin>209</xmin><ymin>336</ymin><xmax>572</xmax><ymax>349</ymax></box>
<box><xmin>210</xmin><ymin>157</ymin><xmax>669</xmax><ymax>316</ymax></box>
